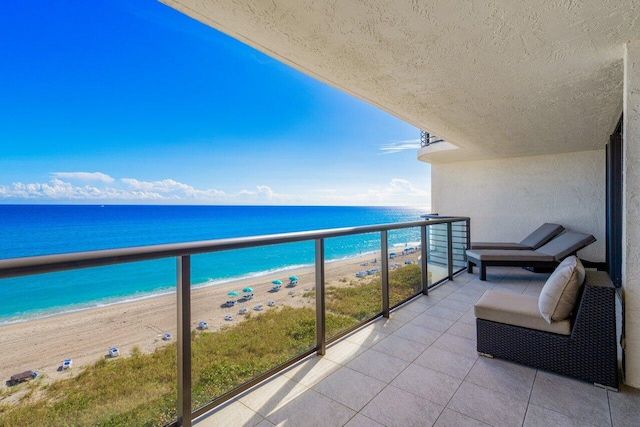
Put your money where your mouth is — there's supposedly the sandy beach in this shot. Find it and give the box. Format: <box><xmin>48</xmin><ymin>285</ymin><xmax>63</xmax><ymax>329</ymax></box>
<box><xmin>0</xmin><ymin>249</ymin><xmax>421</xmax><ymax>387</ymax></box>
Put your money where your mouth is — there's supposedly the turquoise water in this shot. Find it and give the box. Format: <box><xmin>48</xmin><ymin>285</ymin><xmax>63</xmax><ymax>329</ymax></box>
<box><xmin>0</xmin><ymin>205</ymin><xmax>424</xmax><ymax>322</ymax></box>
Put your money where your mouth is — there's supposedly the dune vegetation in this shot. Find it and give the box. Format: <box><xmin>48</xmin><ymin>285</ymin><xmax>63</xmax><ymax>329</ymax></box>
<box><xmin>0</xmin><ymin>265</ymin><xmax>421</xmax><ymax>426</ymax></box>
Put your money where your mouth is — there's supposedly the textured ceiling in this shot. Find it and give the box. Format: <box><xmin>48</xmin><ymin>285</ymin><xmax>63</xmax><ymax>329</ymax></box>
<box><xmin>162</xmin><ymin>0</ymin><xmax>639</xmax><ymax>162</ymax></box>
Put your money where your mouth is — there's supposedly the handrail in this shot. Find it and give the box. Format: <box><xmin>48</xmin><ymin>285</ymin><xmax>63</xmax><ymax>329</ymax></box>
<box><xmin>0</xmin><ymin>218</ymin><xmax>468</xmax><ymax>279</ymax></box>
<box><xmin>0</xmin><ymin>216</ymin><xmax>470</xmax><ymax>427</ymax></box>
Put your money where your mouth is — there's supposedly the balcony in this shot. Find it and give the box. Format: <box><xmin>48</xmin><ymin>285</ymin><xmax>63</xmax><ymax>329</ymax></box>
<box><xmin>0</xmin><ymin>217</ymin><xmax>461</xmax><ymax>425</ymax></box>
<box><xmin>195</xmin><ymin>267</ymin><xmax>638</xmax><ymax>427</ymax></box>
<box><xmin>1</xmin><ymin>217</ymin><xmax>637</xmax><ymax>426</ymax></box>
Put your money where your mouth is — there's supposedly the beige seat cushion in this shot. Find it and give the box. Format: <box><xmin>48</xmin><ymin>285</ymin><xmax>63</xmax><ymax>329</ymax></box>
<box><xmin>475</xmin><ymin>290</ymin><xmax>571</xmax><ymax>335</ymax></box>
<box><xmin>538</xmin><ymin>256</ymin><xmax>585</xmax><ymax>323</ymax></box>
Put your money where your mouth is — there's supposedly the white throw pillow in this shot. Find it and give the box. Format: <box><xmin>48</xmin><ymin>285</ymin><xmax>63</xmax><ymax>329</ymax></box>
<box><xmin>538</xmin><ymin>256</ymin><xmax>585</xmax><ymax>323</ymax></box>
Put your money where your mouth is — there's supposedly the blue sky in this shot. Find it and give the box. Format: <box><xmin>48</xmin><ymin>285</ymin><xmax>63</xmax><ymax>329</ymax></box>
<box><xmin>0</xmin><ymin>0</ymin><xmax>430</xmax><ymax>207</ymax></box>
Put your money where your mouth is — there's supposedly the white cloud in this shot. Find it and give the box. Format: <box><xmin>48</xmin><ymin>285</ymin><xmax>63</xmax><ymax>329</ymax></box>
<box><xmin>51</xmin><ymin>172</ymin><xmax>115</xmax><ymax>183</ymax></box>
<box><xmin>0</xmin><ymin>175</ymin><xmax>429</xmax><ymax>207</ymax></box>
<box><xmin>256</xmin><ymin>185</ymin><xmax>274</xmax><ymax>197</ymax></box>
<box><xmin>379</xmin><ymin>139</ymin><xmax>420</xmax><ymax>154</ymax></box>
<box><xmin>389</xmin><ymin>178</ymin><xmax>426</xmax><ymax>195</ymax></box>
<box><xmin>121</xmin><ymin>178</ymin><xmax>226</xmax><ymax>199</ymax></box>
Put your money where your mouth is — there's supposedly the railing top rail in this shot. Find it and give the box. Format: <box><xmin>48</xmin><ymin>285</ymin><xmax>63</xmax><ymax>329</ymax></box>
<box><xmin>421</xmin><ymin>213</ymin><xmax>470</xmax><ymax>220</ymax></box>
<box><xmin>0</xmin><ymin>216</ymin><xmax>469</xmax><ymax>279</ymax></box>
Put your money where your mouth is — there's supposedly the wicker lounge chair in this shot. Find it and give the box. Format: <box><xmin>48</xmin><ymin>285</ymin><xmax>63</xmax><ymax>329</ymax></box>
<box><xmin>466</xmin><ymin>231</ymin><xmax>596</xmax><ymax>281</ymax></box>
<box><xmin>475</xmin><ymin>270</ymin><xmax>618</xmax><ymax>389</ymax></box>
<box><xmin>470</xmin><ymin>223</ymin><xmax>564</xmax><ymax>250</ymax></box>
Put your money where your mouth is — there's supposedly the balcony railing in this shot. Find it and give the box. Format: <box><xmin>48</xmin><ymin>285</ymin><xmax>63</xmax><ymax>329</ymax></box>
<box><xmin>419</xmin><ymin>130</ymin><xmax>444</xmax><ymax>147</ymax></box>
<box><xmin>0</xmin><ymin>216</ymin><xmax>470</xmax><ymax>426</ymax></box>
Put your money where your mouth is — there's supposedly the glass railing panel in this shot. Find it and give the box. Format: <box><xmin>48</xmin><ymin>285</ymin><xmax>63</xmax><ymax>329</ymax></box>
<box><xmin>427</xmin><ymin>222</ymin><xmax>449</xmax><ymax>286</ymax></box>
<box><xmin>324</xmin><ymin>232</ymin><xmax>382</xmax><ymax>340</ymax></box>
<box><xmin>0</xmin><ymin>261</ymin><xmax>178</xmax><ymax>426</ymax></box>
<box><xmin>387</xmin><ymin>227</ymin><xmax>422</xmax><ymax>308</ymax></box>
<box><xmin>451</xmin><ymin>220</ymin><xmax>468</xmax><ymax>272</ymax></box>
<box><xmin>189</xmin><ymin>241</ymin><xmax>315</xmax><ymax>411</ymax></box>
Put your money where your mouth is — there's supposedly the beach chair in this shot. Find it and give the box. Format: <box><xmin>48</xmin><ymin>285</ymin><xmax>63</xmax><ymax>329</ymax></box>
<box><xmin>470</xmin><ymin>223</ymin><xmax>564</xmax><ymax>250</ymax></box>
<box><xmin>466</xmin><ymin>231</ymin><xmax>596</xmax><ymax>281</ymax></box>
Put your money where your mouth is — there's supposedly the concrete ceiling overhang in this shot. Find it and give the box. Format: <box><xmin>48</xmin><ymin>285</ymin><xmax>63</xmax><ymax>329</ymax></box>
<box><xmin>161</xmin><ymin>0</ymin><xmax>639</xmax><ymax>163</ymax></box>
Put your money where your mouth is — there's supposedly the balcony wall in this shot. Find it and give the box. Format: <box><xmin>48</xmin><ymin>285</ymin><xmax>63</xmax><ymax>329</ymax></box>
<box><xmin>430</xmin><ymin>149</ymin><xmax>605</xmax><ymax>262</ymax></box>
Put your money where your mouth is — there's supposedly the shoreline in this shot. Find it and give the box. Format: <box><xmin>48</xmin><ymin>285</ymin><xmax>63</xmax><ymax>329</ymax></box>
<box><xmin>0</xmin><ymin>246</ymin><xmax>408</xmax><ymax>326</ymax></box>
<box><xmin>0</xmin><ymin>249</ymin><xmax>420</xmax><ymax>389</ymax></box>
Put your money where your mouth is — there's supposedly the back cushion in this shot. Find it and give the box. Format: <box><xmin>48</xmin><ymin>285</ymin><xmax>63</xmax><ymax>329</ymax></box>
<box><xmin>538</xmin><ymin>256</ymin><xmax>586</xmax><ymax>323</ymax></box>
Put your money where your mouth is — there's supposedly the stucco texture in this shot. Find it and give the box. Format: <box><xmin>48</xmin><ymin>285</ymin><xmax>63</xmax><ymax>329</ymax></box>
<box><xmin>623</xmin><ymin>41</ymin><xmax>640</xmax><ymax>387</ymax></box>
<box><xmin>432</xmin><ymin>150</ymin><xmax>605</xmax><ymax>262</ymax></box>
<box><xmin>162</xmin><ymin>0</ymin><xmax>638</xmax><ymax>162</ymax></box>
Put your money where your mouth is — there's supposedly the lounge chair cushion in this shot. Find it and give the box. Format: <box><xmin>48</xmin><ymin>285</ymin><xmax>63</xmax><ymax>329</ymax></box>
<box><xmin>536</xmin><ymin>232</ymin><xmax>597</xmax><ymax>260</ymax></box>
<box><xmin>465</xmin><ymin>249</ymin><xmax>555</xmax><ymax>262</ymax></box>
<box><xmin>475</xmin><ymin>290</ymin><xmax>571</xmax><ymax>335</ymax></box>
<box><xmin>519</xmin><ymin>223</ymin><xmax>565</xmax><ymax>249</ymax></box>
<box><xmin>538</xmin><ymin>256</ymin><xmax>585</xmax><ymax>323</ymax></box>
<box><xmin>470</xmin><ymin>242</ymin><xmax>532</xmax><ymax>250</ymax></box>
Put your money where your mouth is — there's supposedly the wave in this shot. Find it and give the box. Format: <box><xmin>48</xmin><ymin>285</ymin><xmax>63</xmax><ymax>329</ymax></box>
<box><xmin>0</xmin><ymin>262</ymin><xmax>321</xmax><ymax>325</ymax></box>
<box><xmin>0</xmin><ymin>289</ymin><xmax>177</xmax><ymax>326</ymax></box>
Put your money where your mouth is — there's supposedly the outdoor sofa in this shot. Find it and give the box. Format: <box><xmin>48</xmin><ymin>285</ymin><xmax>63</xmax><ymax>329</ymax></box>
<box><xmin>474</xmin><ymin>260</ymin><xmax>618</xmax><ymax>390</ymax></box>
<box><xmin>466</xmin><ymin>231</ymin><xmax>596</xmax><ymax>281</ymax></box>
<box><xmin>470</xmin><ymin>223</ymin><xmax>564</xmax><ymax>250</ymax></box>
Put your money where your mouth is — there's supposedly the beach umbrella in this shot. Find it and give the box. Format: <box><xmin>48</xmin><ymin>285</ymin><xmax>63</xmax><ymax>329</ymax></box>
<box><xmin>242</xmin><ymin>287</ymin><xmax>253</xmax><ymax>293</ymax></box>
<box><xmin>272</xmin><ymin>279</ymin><xmax>282</xmax><ymax>285</ymax></box>
<box><xmin>289</xmin><ymin>275</ymin><xmax>298</xmax><ymax>281</ymax></box>
<box><xmin>227</xmin><ymin>291</ymin><xmax>239</xmax><ymax>297</ymax></box>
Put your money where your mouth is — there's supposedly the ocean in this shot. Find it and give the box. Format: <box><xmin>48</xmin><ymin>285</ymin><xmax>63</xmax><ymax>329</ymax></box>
<box><xmin>0</xmin><ymin>205</ymin><xmax>424</xmax><ymax>323</ymax></box>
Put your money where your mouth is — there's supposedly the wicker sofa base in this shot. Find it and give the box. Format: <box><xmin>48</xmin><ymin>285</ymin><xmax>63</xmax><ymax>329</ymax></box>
<box><xmin>475</xmin><ymin>271</ymin><xmax>618</xmax><ymax>389</ymax></box>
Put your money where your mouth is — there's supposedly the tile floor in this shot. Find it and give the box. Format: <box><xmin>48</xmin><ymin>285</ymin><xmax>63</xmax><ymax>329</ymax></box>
<box><xmin>195</xmin><ymin>267</ymin><xmax>640</xmax><ymax>427</ymax></box>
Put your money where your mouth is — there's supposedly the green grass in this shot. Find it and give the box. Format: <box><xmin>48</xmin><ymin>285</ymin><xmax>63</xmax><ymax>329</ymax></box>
<box><xmin>0</xmin><ymin>265</ymin><xmax>422</xmax><ymax>426</ymax></box>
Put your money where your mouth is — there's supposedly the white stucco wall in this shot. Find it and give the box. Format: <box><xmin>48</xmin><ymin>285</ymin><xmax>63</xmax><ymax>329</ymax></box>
<box><xmin>431</xmin><ymin>150</ymin><xmax>605</xmax><ymax>262</ymax></box>
<box><xmin>622</xmin><ymin>40</ymin><xmax>640</xmax><ymax>388</ymax></box>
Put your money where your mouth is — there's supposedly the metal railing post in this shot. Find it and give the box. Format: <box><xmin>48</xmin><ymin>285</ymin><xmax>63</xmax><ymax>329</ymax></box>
<box><xmin>381</xmin><ymin>230</ymin><xmax>390</xmax><ymax>318</ymax></box>
<box><xmin>315</xmin><ymin>238</ymin><xmax>326</xmax><ymax>356</ymax></box>
<box><xmin>421</xmin><ymin>225</ymin><xmax>429</xmax><ymax>295</ymax></box>
<box><xmin>177</xmin><ymin>256</ymin><xmax>192</xmax><ymax>427</ymax></box>
<box><xmin>465</xmin><ymin>218</ymin><xmax>471</xmax><ymax>249</ymax></box>
<box><xmin>447</xmin><ymin>222</ymin><xmax>454</xmax><ymax>280</ymax></box>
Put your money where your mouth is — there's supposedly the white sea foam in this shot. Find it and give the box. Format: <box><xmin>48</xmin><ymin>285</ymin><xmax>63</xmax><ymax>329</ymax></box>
<box><xmin>0</xmin><ymin>263</ymin><xmax>321</xmax><ymax>325</ymax></box>
<box><xmin>0</xmin><ymin>288</ymin><xmax>183</xmax><ymax>326</ymax></box>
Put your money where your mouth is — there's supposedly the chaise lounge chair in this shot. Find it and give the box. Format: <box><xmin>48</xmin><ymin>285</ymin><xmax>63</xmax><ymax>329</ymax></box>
<box><xmin>470</xmin><ymin>223</ymin><xmax>564</xmax><ymax>250</ymax></box>
<box><xmin>466</xmin><ymin>231</ymin><xmax>596</xmax><ymax>280</ymax></box>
